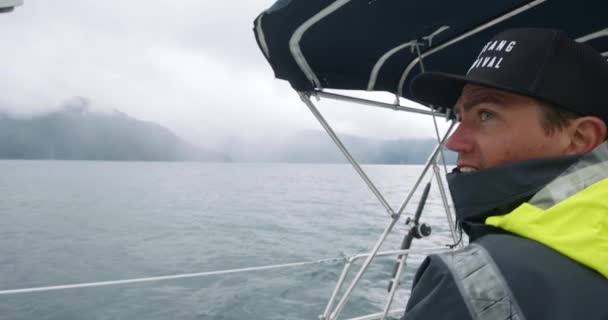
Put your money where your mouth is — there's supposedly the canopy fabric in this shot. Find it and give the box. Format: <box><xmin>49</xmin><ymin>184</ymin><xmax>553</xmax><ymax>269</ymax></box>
<box><xmin>253</xmin><ymin>0</ymin><xmax>608</xmax><ymax>102</ymax></box>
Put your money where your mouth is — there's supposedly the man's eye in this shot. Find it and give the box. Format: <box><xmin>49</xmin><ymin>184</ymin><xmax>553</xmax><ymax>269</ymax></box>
<box><xmin>479</xmin><ymin>111</ymin><xmax>494</xmax><ymax>121</ymax></box>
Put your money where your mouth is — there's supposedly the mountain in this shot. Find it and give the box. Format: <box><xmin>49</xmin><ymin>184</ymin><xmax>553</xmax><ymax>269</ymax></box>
<box><xmin>222</xmin><ymin>130</ymin><xmax>456</xmax><ymax>164</ymax></box>
<box><xmin>0</xmin><ymin>99</ymin><xmax>230</xmax><ymax>162</ymax></box>
<box><xmin>0</xmin><ymin>98</ymin><xmax>454</xmax><ymax>164</ymax></box>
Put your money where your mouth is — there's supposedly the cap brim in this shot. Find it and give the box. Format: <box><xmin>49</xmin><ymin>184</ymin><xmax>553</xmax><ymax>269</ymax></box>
<box><xmin>410</xmin><ymin>72</ymin><xmax>469</xmax><ymax>109</ymax></box>
<box><xmin>411</xmin><ymin>72</ymin><xmax>521</xmax><ymax>109</ymax></box>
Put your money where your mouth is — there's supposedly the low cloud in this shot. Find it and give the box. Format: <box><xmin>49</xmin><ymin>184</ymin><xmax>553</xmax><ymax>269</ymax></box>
<box><xmin>0</xmin><ymin>0</ymin><xmax>449</xmax><ymax>150</ymax></box>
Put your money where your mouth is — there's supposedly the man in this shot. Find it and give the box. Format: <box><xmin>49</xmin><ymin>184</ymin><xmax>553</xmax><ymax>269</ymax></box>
<box><xmin>402</xmin><ymin>28</ymin><xmax>608</xmax><ymax>319</ymax></box>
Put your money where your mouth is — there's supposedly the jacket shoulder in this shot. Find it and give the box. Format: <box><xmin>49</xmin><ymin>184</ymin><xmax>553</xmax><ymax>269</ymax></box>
<box><xmin>403</xmin><ymin>244</ymin><xmax>524</xmax><ymax>320</ymax></box>
<box><xmin>477</xmin><ymin>233</ymin><xmax>608</xmax><ymax>320</ymax></box>
<box><xmin>402</xmin><ymin>252</ymin><xmax>471</xmax><ymax>320</ymax></box>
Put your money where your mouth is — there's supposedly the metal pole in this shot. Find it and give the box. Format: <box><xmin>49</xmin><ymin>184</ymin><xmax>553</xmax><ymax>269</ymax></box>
<box><xmin>395</xmin><ymin>121</ymin><xmax>456</xmax><ymax>216</ymax></box>
<box><xmin>375</xmin><ymin>125</ymin><xmax>454</xmax><ymax>317</ymax></box>
<box><xmin>328</xmin><ymin>217</ymin><xmax>399</xmax><ymax>320</ymax></box>
<box><xmin>314</xmin><ymin>90</ymin><xmax>446</xmax><ymax>118</ymax></box>
<box><xmin>324</xmin><ymin>248</ymin><xmax>452</xmax><ymax>319</ymax></box>
<box><xmin>433</xmin><ymin>164</ymin><xmax>459</xmax><ymax>246</ymax></box>
<box><xmin>432</xmin><ymin>116</ymin><xmax>450</xmax><ymax>176</ymax></box>
<box><xmin>382</xmin><ymin>180</ymin><xmax>432</xmax><ymax>320</ymax></box>
<box><xmin>417</xmin><ymin>40</ymin><xmax>458</xmax><ymax>244</ymax></box>
<box><xmin>365</xmin><ymin>125</ymin><xmax>454</xmax><ymax>319</ymax></box>
<box><xmin>381</xmin><ymin>251</ymin><xmax>409</xmax><ymax>320</ymax></box>
<box><xmin>298</xmin><ymin>92</ymin><xmax>396</xmax><ymax>216</ymax></box>
<box><xmin>299</xmin><ymin>89</ymin><xmax>457</xmax><ymax>319</ymax></box>
<box><xmin>413</xmin><ymin>43</ymin><xmax>450</xmax><ymax>178</ymax></box>
<box><xmin>321</xmin><ymin>259</ymin><xmax>354</xmax><ymax>320</ymax></box>
<box><xmin>414</xmin><ymin>43</ymin><xmax>456</xmax><ymax>245</ymax></box>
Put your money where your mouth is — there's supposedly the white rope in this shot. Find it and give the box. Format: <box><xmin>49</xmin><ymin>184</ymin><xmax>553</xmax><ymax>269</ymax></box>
<box><xmin>0</xmin><ymin>257</ymin><xmax>344</xmax><ymax>296</ymax></box>
<box><xmin>0</xmin><ymin>247</ymin><xmax>450</xmax><ymax>296</ymax></box>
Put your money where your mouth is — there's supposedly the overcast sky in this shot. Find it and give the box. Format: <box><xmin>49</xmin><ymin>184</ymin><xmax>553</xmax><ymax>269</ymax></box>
<box><xmin>0</xmin><ymin>0</ymin><xmax>450</xmax><ymax>149</ymax></box>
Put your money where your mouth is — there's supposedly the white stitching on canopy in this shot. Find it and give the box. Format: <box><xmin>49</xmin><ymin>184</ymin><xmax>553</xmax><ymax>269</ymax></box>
<box><xmin>395</xmin><ymin>0</ymin><xmax>547</xmax><ymax>99</ymax></box>
<box><xmin>289</xmin><ymin>0</ymin><xmax>351</xmax><ymax>89</ymax></box>
<box><xmin>423</xmin><ymin>25</ymin><xmax>450</xmax><ymax>47</ymax></box>
<box><xmin>367</xmin><ymin>41</ymin><xmax>417</xmax><ymax>91</ymax></box>
<box><xmin>576</xmin><ymin>28</ymin><xmax>608</xmax><ymax>43</ymax></box>
<box><xmin>255</xmin><ymin>14</ymin><xmax>271</xmax><ymax>59</ymax></box>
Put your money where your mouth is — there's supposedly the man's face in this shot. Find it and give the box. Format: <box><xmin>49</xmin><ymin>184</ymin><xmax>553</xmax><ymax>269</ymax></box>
<box><xmin>446</xmin><ymin>84</ymin><xmax>571</xmax><ymax>171</ymax></box>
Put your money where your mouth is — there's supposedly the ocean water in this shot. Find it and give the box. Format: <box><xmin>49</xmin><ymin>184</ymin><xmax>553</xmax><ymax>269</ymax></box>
<box><xmin>0</xmin><ymin>161</ymin><xmax>457</xmax><ymax>320</ymax></box>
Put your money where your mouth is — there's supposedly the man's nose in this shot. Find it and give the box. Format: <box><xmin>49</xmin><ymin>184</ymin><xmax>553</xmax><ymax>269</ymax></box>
<box><xmin>445</xmin><ymin>124</ymin><xmax>474</xmax><ymax>153</ymax></box>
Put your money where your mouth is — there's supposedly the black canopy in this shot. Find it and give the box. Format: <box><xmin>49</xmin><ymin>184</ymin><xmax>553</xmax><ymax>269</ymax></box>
<box><xmin>253</xmin><ymin>0</ymin><xmax>608</xmax><ymax>102</ymax></box>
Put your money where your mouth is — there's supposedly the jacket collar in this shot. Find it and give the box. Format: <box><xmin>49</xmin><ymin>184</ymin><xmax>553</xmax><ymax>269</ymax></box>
<box><xmin>485</xmin><ymin>143</ymin><xmax>608</xmax><ymax>277</ymax></box>
<box><xmin>529</xmin><ymin>142</ymin><xmax>608</xmax><ymax>208</ymax></box>
<box><xmin>447</xmin><ymin>153</ymin><xmax>582</xmax><ymax>237</ymax></box>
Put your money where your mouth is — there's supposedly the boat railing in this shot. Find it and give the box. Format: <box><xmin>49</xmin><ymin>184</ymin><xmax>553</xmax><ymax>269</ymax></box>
<box><xmin>321</xmin><ymin>247</ymin><xmax>453</xmax><ymax>320</ymax></box>
<box><xmin>297</xmin><ymin>79</ymin><xmax>461</xmax><ymax>320</ymax></box>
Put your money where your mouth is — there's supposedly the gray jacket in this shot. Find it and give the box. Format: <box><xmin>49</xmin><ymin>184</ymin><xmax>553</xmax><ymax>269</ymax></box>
<box><xmin>403</xmin><ymin>147</ymin><xmax>608</xmax><ymax>319</ymax></box>
<box><xmin>403</xmin><ymin>233</ymin><xmax>608</xmax><ymax>319</ymax></box>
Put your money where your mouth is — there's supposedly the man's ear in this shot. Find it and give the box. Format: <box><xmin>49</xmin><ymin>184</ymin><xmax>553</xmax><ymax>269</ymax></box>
<box><xmin>564</xmin><ymin>116</ymin><xmax>607</xmax><ymax>154</ymax></box>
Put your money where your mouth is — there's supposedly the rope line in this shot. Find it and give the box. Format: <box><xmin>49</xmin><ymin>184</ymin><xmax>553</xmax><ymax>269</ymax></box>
<box><xmin>0</xmin><ymin>248</ymin><xmax>448</xmax><ymax>296</ymax></box>
<box><xmin>0</xmin><ymin>257</ymin><xmax>344</xmax><ymax>296</ymax></box>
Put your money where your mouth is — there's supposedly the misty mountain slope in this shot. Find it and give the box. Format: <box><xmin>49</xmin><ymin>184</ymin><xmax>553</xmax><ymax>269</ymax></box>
<box><xmin>0</xmin><ymin>102</ymin><xmax>229</xmax><ymax>162</ymax></box>
<box><xmin>224</xmin><ymin>130</ymin><xmax>456</xmax><ymax>164</ymax></box>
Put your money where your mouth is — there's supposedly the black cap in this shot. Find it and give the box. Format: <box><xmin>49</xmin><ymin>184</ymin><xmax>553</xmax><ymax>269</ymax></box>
<box><xmin>411</xmin><ymin>28</ymin><xmax>608</xmax><ymax>121</ymax></box>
